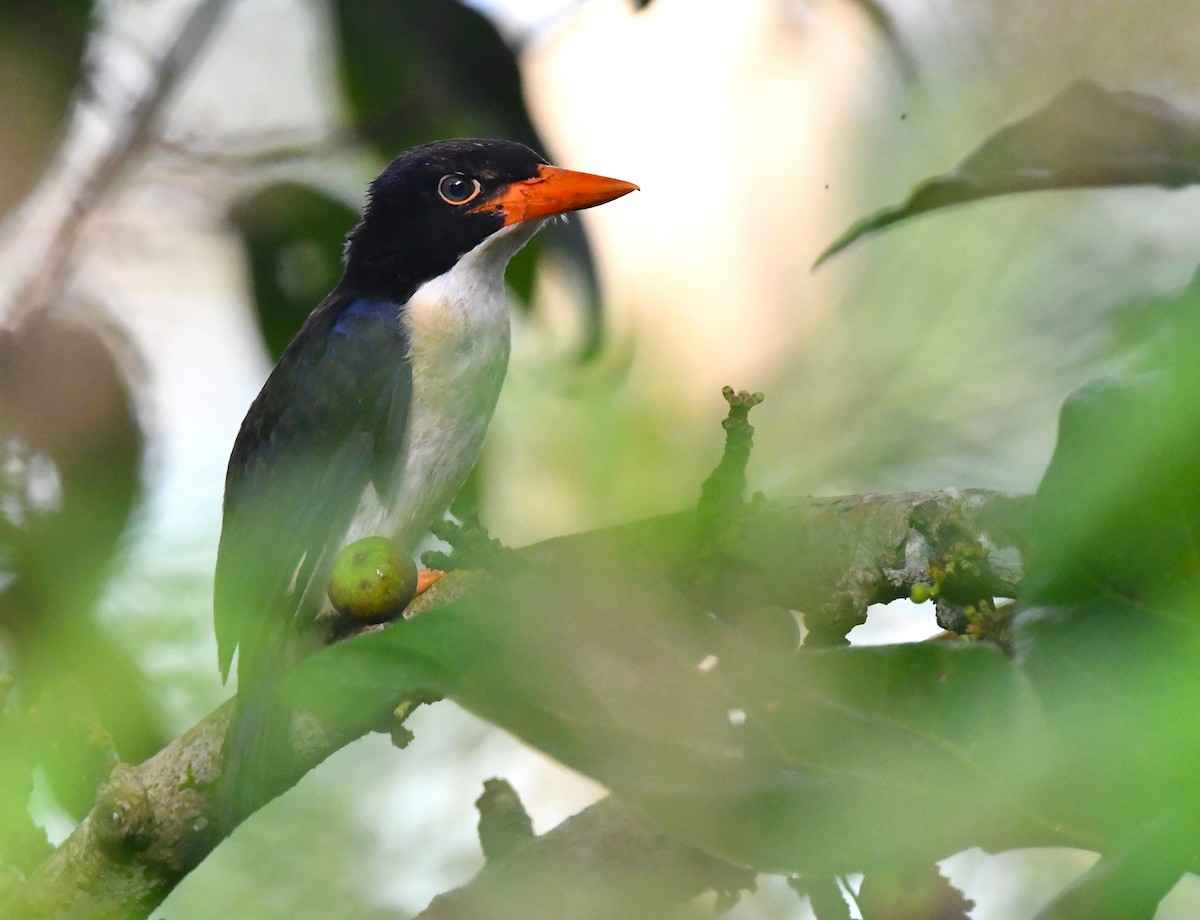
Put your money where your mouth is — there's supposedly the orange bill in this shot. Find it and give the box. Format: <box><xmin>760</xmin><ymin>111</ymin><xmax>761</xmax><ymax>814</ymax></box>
<box><xmin>415</xmin><ymin>568</ymin><xmax>444</xmax><ymax>595</ymax></box>
<box><xmin>475</xmin><ymin>164</ymin><xmax>639</xmax><ymax>225</ymax></box>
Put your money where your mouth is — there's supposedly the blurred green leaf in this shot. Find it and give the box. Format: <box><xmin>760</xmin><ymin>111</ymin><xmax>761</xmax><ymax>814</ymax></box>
<box><xmin>817</xmin><ymin>81</ymin><xmax>1200</xmax><ymax>265</ymax></box>
<box><xmin>0</xmin><ymin>311</ymin><xmax>157</xmax><ymax>815</ymax></box>
<box><xmin>0</xmin><ymin>693</ymin><xmax>52</xmax><ymax>872</ymax></box>
<box><xmin>0</xmin><ymin>0</ymin><xmax>95</xmax><ymax>220</ymax></box>
<box><xmin>1020</xmin><ymin>282</ymin><xmax>1200</xmax><ymax>609</ymax></box>
<box><xmin>1029</xmin><ymin>815</ymin><xmax>1193</xmax><ymax>920</ymax></box>
<box><xmin>287</xmin><ymin>325</ymin><xmax>1200</xmax><ymax>890</ymax></box>
<box><xmin>331</xmin><ymin>0</ymin><xmax>535</xmax><ymax>153</ymax></box>
<box><xmin>789</xmin><ymin>875</ymin><xmax>853</xmax><ymax>920</ymax></box>
<box><xmin>1020</xmin><ymin>373</ymin><xmax>1200</xmax><ymax>607</ymax></box>
<box><xmin>1011</xmin><ymin>314</ymin><xmax>1200</xmax><ymax>899</ymax></box>
<box><xmin>293</xmin><ymin>543</ymin><xmax>1044</xmax><ymax>875</ymax></box>
<box><xmin>228</xmin><ymin>183</ymin><xmax>360</xmax><ymax>362</ymax></box>
<box><xmin>1017</xmin><ymin>417</ymin><xmax>1200</xmax><ymax>844</ymax></box>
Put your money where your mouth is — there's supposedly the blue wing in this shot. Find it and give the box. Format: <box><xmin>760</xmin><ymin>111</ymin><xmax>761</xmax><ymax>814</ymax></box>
<box><xmin>214</xmin><ymin>288</ymin><xmax>412</xmax><ymax>818</ymax></box>
<box><xmin>214</xmin><ymin>289</ymin><xmax>412</xmax><ymax>685</ymax></box>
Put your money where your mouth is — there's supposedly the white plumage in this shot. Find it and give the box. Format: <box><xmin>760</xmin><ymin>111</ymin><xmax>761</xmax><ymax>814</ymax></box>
<box><xmin>343</xmin><ymin>218</ymin><xmax>544</xmax><ymax>551</ymax></box>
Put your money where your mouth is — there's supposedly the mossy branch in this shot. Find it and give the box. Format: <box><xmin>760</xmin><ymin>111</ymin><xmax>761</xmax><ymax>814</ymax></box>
<box><xmin>696</xmin><ymin>386</ymin><xmax>764</xmax><ymax>552</ymax></box>
<box><xmin>0</xmin><ymin>488</ymin><xmax>1031</xmax><ymax>919</ymax></box>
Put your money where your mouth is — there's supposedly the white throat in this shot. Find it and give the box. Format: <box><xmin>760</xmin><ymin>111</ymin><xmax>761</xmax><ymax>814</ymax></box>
<box><xmin>349</xmin><ymin>218</ymin><xmax>545</xmax><ymax>550</ymax></box>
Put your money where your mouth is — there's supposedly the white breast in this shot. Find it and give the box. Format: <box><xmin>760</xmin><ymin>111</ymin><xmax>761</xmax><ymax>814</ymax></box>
<box><xmin>345</xmin><ymin>218</ymin><xmax>543</xmax><ymax>550</ymax></box>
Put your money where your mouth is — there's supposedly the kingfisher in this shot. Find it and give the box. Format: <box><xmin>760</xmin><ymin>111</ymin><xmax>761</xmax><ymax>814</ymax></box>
<box><xmin>214</xmin><ymin>138</ymin><xmax>637</xmax><ymax>817</ymax></box>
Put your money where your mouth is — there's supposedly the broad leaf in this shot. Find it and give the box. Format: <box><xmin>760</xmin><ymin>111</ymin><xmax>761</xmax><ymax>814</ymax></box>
<box><xmin>817</xmin><ymin>81</ymin><xmax>1200</xmax><ymax>265</ymax></box>
<box><xmin>228</xmin><ymin>183</ymin><xmax>359</xmax><ymax>363</ymax></box>
<box><xmin>1012</xmin><ymin>316</ymin><xmax>1200</xmax><ymax>904</ymax></box>
<box><xmin>0</xmin><ymin>1</ymin><xmax>94</xmax><ymax>220</ymax></box>
<box><xmin>0</xmin><ymin>311</ymin><xmax>154</xmax><ymax>818</ymax></box>
<box><xmin>294</xmin><ymin>543</ymin><xmax>1045</xmax><ymax>874</ymax></box>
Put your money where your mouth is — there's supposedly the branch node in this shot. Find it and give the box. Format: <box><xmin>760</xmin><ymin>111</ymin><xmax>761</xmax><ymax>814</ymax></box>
<box><xmin>696</xmin><ymin>386</ymin><xmax>765</xmax><ymax>552</ymax></box>
<box><xmin>92</xmin><ymin>766</ymin><xmax>154</xmax><ymax>856</ymax></box>
<box><xmin>910</xmin><ymin>496</ymin><xmax>1016</xmax><ymax>647</ymax></box>
<box><xmin>386</xmin><ymin>696</ymin><xmax>436</xmax><ymax>750</ymax></box>
<box><xmin>476</xmin><ymin>778</ymin><xmax>535</xmax><ymax>863</ymax></box>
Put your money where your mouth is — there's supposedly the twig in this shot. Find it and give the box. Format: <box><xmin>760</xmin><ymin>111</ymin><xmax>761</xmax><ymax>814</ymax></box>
<box><xmin>1</xmin><ymin>489</ymin><xmax>1032</xmax><ymax>919</ymax></box>
<box><xmin>695</xmin><ymin>386</ymin><xmax>764</xmax><ymax>552</ymax></box>
<box><xmin>415</xmin><ymin>796</ymin><xmax>753</xmax><ymax>920</ymax></box>
<box><xmin>157</xmin><ymin>125</ymin><xmax>355</xmax><ymax>171</ymax></box>
<box><xmin>3</xmin><ymin>0</ymin><xmax>232</xmax><ymax>327</ymax></box>
<box><xmin>476</xmin><ymin>778</ymin><xmax>534</xmax><ymax>863</ymax></box>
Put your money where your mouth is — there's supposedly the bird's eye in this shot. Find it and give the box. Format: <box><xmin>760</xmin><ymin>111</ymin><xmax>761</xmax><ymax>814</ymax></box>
<box><xmin>438</xmin><ymin>174</ymin><xmax>481</xmax><ymax>205</ymax></box>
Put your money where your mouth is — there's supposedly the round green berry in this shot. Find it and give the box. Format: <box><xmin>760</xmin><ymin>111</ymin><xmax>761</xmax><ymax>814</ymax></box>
<box><xmin>327</xmin><ymin>536</ymin><xmax>417</xmax><ymax>622</ymax></box>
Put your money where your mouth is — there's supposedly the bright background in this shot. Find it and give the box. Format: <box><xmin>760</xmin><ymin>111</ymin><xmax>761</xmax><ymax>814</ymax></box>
<box><xmin>5</xmin><ymin>0</ymin><xmax>1200</xmax><ymax>916</ymax></box>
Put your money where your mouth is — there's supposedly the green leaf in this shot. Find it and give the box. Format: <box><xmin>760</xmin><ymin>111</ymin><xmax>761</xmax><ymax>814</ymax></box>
<box><xmin>331</xmin><ymin>0</ymin><xmax>536</xmax><ymax>154</ymax></box>
<box><xmin>0</xmin><ymin>1</ymin><xmax>95</xmax><ymax>220</ymax></box>
<box><xmin>1029</xmin><ymin>818</ymin><xmax>1190</xmax><ymax>920</ymax></box>
<box><xmin>228</xmin><ymin>183</ymin><xmax>360</xmax><ymax>363</ymax></box>
<box><xmin>1021</xmin><ymin>374</ymin><xmax>1200</xmax><ymax>606</ymax></box>
<box><xmin>293</xmin><ymin>543</ymin><xmax>1046</xmax><ymax>874</ymax></box>
<box><xmin>789</xmin><ymin>875</ymin><xmax>853</xmax><ymax>920</ymax></box>
<box><xmin>1013</xmin><ymin>321</ymin><xmax>1200</xmax><ymax>864</ymax></box>
<box><xmin>0</xmin><ymin>312</ymin><xmax>158</xmax><ymax>815</ymax></box>
<box><xmin>1019</xmin><ymin>292</ymin><xmax>1200</xmax><ymax>609</ymax></box>
<box><xmin>816</xmin><ymin>81</ymin><xmax>1200</xmax><ymax>266</ymax></box>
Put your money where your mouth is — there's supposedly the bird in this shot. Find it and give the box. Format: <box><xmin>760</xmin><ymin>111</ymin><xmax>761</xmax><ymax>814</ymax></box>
<box><xmin>214</xmin><ymin>138</ymin><xmax>637</xmax><ymax>819</ymax></box>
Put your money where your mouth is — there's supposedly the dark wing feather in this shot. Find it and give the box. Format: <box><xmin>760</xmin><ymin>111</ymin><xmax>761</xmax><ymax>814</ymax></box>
<box><xmin>214</xmin><ymin>288</ymin><xmax>412</xmax><ymax>684</ymax></box>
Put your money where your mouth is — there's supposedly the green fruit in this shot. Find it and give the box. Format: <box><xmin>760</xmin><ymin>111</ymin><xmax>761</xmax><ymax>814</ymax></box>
<box><xmin>327</xmin><ymin>536</ymin><xmax>417</xmax><ymax>622</ymax></box>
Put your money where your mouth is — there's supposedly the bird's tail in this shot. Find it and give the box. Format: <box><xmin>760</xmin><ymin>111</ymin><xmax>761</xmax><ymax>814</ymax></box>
<box><xmin>221</xmin><ymin>667</ymin><xmax>292</xmax><ymax>829</ymax></box>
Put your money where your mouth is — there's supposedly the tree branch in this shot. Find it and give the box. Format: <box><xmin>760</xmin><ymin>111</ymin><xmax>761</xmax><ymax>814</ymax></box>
<box><xmin>0</xmin><ymin>488</ymin><xmax>1031</xmax><ymax>919</ymax></box>
<box><xmin>414</xmin><ymin>796</ymin><xmax>754</xmax><ymax>920</ymax></box>
<box><xmin>3</xmin><ymin>0</ymin><xmax>232</xmax><ymax>327</ymax></box>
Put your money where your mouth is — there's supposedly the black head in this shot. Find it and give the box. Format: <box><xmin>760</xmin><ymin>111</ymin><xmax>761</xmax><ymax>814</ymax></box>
<box><xmin>342</xmin><ymin>138</ymin><xmax>637</xmax><ymax>302</ymax></box>
<box><xmin>343</xmin><ymin>139</ymin><xmax>543</xmax><ymax>301</ymax></box>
